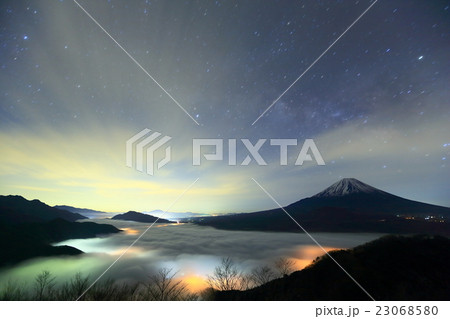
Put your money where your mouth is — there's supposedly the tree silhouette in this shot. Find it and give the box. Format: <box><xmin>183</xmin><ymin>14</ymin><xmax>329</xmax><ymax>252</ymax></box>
<box><xmin>33</xmin><ymin>270</ymin><xmax>56</xmax><ymax>300</ymax></box>
<box><xmin>274</xmin><ymin>257</ymin><xmax>296</xmax><ymax>277</ymax></box>
<box><xmin>58</xmin><ymin>272</ymin><xmax>90</xmax><ymax>300</ymax></box>
<box><xmin>0</xmin><ymin>279</ymin><xmax>26</xmax><ymax>300</ymax></box>
<box><xmin>251</xmin><ymin>265</ymin><xmax>275</xmax><ymax>286</ymax></box>
<box><xmin>239</xmin><ymin>273</ymin><xmax>256</xmax><ymax>290</ymax></box>
<box><xmin>207</xmin><ymin>257</ymin><xmax>242</xmax><ymax>291</ymax></box>
<box><xmin>141</xmin><ymin>268</ymin><xmax>194</xmax><ymax>301</ymax></box>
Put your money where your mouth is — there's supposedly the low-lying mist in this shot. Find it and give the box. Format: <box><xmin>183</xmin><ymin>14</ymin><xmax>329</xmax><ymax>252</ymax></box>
<box><xmin>0</xmin><ymin>220</ymin><xmax>382</xmax><ymax>292</ymax></box>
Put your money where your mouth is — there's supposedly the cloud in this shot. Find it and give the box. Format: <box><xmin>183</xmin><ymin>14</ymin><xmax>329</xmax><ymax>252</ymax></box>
<box><xmin>0</xmin><ymin>221</ymin><xmax>382</xmax><ymax>291</ymax></box>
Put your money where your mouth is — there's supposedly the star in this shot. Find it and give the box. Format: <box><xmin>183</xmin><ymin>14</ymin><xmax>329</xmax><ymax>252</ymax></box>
<box><xmin>0</xmin><ymin>0</ymin><xmax>448</xmax><ymax>212</ymax></box>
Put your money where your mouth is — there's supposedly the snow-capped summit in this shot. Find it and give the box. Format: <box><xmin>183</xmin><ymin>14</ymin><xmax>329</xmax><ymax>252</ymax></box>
<box><xmin>196</xmin><ymin>177</ymin><xmax>450</xmax><ymax>234</ymax></box>
<box><xmin>313</xmin><ymin>178</ymin><xmax>385</xmax><ymax>198</ymax></box>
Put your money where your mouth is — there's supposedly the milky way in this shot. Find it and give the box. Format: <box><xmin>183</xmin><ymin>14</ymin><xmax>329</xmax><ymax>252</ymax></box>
<box><xmin>0</xmin><ymin>0</ymin><xmax>449</xmax><ymax>212</ymax></box>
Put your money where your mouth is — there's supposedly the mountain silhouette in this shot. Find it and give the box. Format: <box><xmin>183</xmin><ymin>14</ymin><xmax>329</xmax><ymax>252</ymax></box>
<box><xmin>111</xmin><ymin>211</ymin><xmax>174</xmax><ymax>224</ymax></box>
<box><xmin>0</xmin><ymin>195</ymin><xmax>86</xmax><ymax>224</ymax></box>
<box><xmin>0</xmin><ymin>196</ymin><xmax>119</xmax><ymax>266</ymax></box>
<box><xmin>212</xmin><ymin>235</ymin><xmax>450</xmax><ymax>300</ymax></box>
<box><xmin>195</xmin><ymin>178</ymin><xmax>450</xmax><ymax>234</ymax></box>
<box><xmin>54</xmin><ymin>205</ymin><xmax>114</xmax><ymax>219</ymax></box>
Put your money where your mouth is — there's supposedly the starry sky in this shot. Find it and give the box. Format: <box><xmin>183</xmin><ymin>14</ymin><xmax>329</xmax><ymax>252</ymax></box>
<box><xmin>0</xmin><ymin>0</ymin><xmax>449</xmax><ymax>213</ymax></box>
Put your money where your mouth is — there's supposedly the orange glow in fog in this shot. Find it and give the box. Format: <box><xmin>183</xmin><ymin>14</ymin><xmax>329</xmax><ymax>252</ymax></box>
<box><xmin>121</xmin><ymin>227</ymin><xmax>140</xmax><ymax>235</ymax></box>
<box><xmin>291</xmin><ymin>245</ymin><xmax>340</xmax><ymax>270</ymax></box>
<box><xmin>155</xmin><ymin>223</ymin><xmax>184</xmax><ymax>228</ymax></box>
<box><xmin>109</xmin><ymin>246</ymin><xmax>144</xmax><ymax>256</ymax></box>
<box><xmin>180</xmin><ymin>275</ymin><xmax>209</xmax><ymax>292</ymax></box>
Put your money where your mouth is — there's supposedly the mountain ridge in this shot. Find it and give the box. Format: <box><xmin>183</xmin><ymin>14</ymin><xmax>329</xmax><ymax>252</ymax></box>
<box><xmin>0</xmin><ymin>195</ymin><xmax>87</xmax><ymax>223</ymax></box>
<box><xmin>212</xmin><ymin>235</ymin><xmax>450</xmax><ymax>300</ymax></box>
<box><xmin>55</xmin><ymin>205</ymin><xmax>117</xmax><ymax>219</ymax></box>
<box><xmin>0</xmin><ymin>195</ymin><xmax>120</xmax><ymax>266</ymax></box>
<box><xmin>194</xmin><ymin>178</ymin><xmax>450</xmax><ymax>234</ymax></box>
<box><xmin>111</xmin><ymin>211</ymin><xmax>174</xmax><ymax>224</ymax></box>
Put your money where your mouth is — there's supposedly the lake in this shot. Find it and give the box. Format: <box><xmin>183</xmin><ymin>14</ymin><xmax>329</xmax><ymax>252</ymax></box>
<box><xmin>0</xmin><ymin>219</ymin><xmax>383</xmax><ymax>292</ymax></box>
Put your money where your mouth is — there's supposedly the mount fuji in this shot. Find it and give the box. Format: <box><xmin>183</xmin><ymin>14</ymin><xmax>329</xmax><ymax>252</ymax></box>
<box><xmin>312</xmin><ymin>178</ymin><xmax>387</xmax><ymax>197</ymax></box>
<box><xmin>195</xmin><ymin>178</ymin><xmax>450</xmax><ymax>234</ymax></box>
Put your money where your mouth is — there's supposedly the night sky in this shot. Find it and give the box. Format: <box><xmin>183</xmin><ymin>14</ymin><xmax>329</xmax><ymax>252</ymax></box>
<box><xmin>0</xmin><ymin>0</ymin><xmax>449</xmax><ymax>213</ymax></box>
